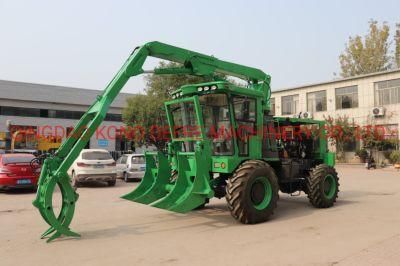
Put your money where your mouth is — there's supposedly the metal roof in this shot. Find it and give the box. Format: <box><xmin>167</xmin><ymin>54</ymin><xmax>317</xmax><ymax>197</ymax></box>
<box><xmin>0</xmin><ymin>79</ymin><xmax>135</xmax><ymax>108</ymax></box>
<box><xmin>272</xmin><ymin>68</ymin><xmax>400</xmax><ymax>93</ymax></box>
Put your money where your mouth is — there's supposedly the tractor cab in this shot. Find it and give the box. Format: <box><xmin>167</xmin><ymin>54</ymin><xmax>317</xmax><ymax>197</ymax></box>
<box><xmin>164</xmin><ymin>81</ymin><xmax>266</xmax><ymax>173</ymax></box>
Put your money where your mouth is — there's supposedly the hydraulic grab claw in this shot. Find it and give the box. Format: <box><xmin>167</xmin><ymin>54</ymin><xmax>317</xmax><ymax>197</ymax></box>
<box><xmin>32</xmin><ymin>158</ymin><xmax>80</xmax><ymax>242</ymax></box>
<box><xmin>121</xmin><ymin>152</ymin><xmax>172</xmax><ymax>204</ymax></box>
<box><xmin>122</xmin><ymin>143</ymin><xmax>214</xmax><ymax>213</ymax></box>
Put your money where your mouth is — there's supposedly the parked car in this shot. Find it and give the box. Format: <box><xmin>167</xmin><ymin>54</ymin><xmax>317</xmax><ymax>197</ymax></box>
<box><xmin>116</xmin><ymin>154</ymin><xmax>146</xmax><ymax>182</ymax></box>
<box><xmin>68</xmin><ymin>149</ymin><xmax>117</xmax><ymax>187</ymax></box>
<box><xmin>12</xmin><ymin>149</ymin><xmax>39</xmax><ymax>155</ymax></box>
<box><xmin>0</xmin><ymin>153</ymin><xmax>39</xmax><ymax>190</ymax></box>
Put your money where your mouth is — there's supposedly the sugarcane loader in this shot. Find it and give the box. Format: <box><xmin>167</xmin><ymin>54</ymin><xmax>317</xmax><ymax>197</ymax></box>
<box><xmin>33</xmin><ymin>41</ymin><xmax>339</xmax><ymax>242</ymax></box>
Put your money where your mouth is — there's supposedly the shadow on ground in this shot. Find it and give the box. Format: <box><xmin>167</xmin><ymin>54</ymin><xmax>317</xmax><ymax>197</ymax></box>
<box><xmin>68</xmin><ymin>193</ymin><xmax>358</xmax><ymax>242</ymax></box>
<box><xmin>0</xmin><ymin>188</ymin><xmax>36</xmax><ymax>195</ymax></box>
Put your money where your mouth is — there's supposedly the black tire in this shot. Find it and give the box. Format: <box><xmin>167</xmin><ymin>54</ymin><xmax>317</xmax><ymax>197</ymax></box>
<box><xmin>123</xmin><ymin>172</ymin><xmax>129</xmax><ymax>182</ymax></box>
<box><xmin>307</xmin><ymin>164</ymin><xmax>339</xmax><ymax>208</ymax></box>
<box><xmin>226</xmin><ymin>160</ymin><xmax>279</xmax><ymax>224</ymax></box>
<box><xmin>108</xmin><ymin>179</ymin><xmax>116</xmax><ymax>186</ymax></box>
<box><xmin>71</xmin><ymin>171</ymin><xmax>81</xmax><ymax>188</ymax></box>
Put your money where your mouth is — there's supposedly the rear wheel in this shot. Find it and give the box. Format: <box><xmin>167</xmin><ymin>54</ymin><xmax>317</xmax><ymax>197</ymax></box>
<box><xmin>307</xmin><ymin>164</ymin><xmax>339</xmax><ymax>208</ymax></box>
<box><xmin>226</xmin><ymin>160</ymin><xmax>279</xmax><ymax>224</ymax></box>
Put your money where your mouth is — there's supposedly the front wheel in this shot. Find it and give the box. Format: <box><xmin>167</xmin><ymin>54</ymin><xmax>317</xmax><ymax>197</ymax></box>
<box><xmin>226</xmin><ymin>160</ymin><xmax>279</xmax><ymax>224</ymax></box>
<box><xmin>307</xmin><ymin>164</ymin><xmax>339</xmax><ymax>208</ymax></box>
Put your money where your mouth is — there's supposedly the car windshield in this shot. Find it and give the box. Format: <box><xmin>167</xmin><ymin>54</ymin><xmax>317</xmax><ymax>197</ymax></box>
<box><xmin>82</xmin><ymin>151</ymin><xmax>112</xmax><ymax>160</ymax></box>
<box><xmin>131</xmin><ymin>156</ymin><xmax>145</xmax><ymax>164</ymax></box>
<box><xmin>168</xmin><ymin>100</ymin><xmax>200</xmax><ymax>139</ymax></box>
<box><xmin>2</xmin><ymin>155</ymin><xmax>35</xmax><ymax>164</ymax></box>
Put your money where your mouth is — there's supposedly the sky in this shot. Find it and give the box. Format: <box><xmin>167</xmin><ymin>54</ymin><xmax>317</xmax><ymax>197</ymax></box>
<box><xmin>0</xmin><ymin>0</ymin><xmax>399</xmax><ymax>94</ymax></box>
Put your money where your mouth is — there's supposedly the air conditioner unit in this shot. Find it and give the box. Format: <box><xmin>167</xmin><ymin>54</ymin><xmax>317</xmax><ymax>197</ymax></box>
<box><xmin>302</xmin><ymin>111</ymin><xmax>313</xmax><ymax>119</ymax></box>
<box><xmin>372</xmin><ymin>107</ymin><xmax>385</xmax><ymax>117</ymax></box>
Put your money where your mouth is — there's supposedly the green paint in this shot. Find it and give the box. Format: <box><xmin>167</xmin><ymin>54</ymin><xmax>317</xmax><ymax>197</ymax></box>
<box><xmin>323</xmin><ymin>174</ymin><xmax>336</xmax><ymax>199</ymax></box>
<box><xmin>251</xmin><ymin>176</ymin><xmax>273</xmax><ymax>210</ymax></box>
<box><xmin>33</xmin><ymin>41</ymin><xmax>335</xmax><ymax>242</ymax></box>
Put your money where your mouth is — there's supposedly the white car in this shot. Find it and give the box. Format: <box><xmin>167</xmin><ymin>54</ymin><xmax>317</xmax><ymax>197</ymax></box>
<box><xmin>68</xmin><ymin>149</ymin><xmax>117</xmax><ymax>187</ymax></box>
<box><xmin>116</xmin><ymin>154</ymin><xmax>146</xmax><ymax>182</ymax></box>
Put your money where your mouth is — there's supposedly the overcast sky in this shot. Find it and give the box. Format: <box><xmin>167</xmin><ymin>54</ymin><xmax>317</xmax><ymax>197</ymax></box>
<box><xmin>0</xmin><ymin>0</ymin><xmax>399</xmax><ymax>94</ymax></box>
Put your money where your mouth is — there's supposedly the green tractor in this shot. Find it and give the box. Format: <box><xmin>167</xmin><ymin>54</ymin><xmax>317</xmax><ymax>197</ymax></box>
<box><xmin>33</xmin><ymin>42</ymin><xmax>339</xmax><ymax>242</ymax></box>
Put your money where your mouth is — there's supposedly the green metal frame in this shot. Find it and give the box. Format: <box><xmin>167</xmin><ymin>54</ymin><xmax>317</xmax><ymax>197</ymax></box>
<box><xmin>33</xmin><ymin>41</ymin><xmax>334</xmax><ymax>242</ymax></box>
<box><xmin>33</xmin><ymin>41</ymin><xmax>272</xmax><ymax>242</ymax></box>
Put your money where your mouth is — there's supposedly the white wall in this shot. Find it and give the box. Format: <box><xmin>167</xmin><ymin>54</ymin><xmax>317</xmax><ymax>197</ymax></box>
<box><xmin>271</xmin><ymin>70</ymin><xmax>400</xmax><ymax>128</ymax></box>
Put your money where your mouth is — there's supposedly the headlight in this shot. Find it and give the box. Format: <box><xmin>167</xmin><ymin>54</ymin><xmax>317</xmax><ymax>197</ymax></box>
<box><xmin>211</xmin><ymin>85</ymin><xmax>217</xmax><ymax>90</ymax></box>
<box><xmin>197</xmin><ymin>87</ymin><xmax>203</xmax><ymax>92</ymax></box>
<box><xmin>204</xmin><ymin>86</ymin><xmax>210</xmax><ymax>91</ymax></box>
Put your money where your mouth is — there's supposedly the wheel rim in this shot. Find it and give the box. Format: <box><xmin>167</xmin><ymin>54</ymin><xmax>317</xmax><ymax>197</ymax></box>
<box><xmin>323</xmin><ymin>174</ymin><xmax>336</xmax><ymax>199</ymax></box>
<box><xmin>250</xmin><ymin>176</ymin><xmax>272</xmax><ymax>210</ymax></box>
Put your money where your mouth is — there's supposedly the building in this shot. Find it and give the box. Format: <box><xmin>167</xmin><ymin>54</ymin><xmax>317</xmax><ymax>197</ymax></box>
<box><xmin>271</xmin><ymin>69</ymin><xmax>400</xmax><ymax>161</ymax></box>
<box><xmin>0</xmin><ymin>79</ymin><xmax>135</xmax><ymax>152</ymax></box>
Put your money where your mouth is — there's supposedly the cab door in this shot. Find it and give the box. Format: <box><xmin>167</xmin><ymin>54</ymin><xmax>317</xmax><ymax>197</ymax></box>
<box><xmin>262</xmin><ymin>114</ymin><xmax>279</xmax><ymax>158</ymax></box>
<box><xmin>231</xmin><ymin>96</ymin><xmax>257</xmax><ymax>157</ymax></box>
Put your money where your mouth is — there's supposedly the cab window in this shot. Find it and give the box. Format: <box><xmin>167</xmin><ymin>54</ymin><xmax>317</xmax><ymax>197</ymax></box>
<box><xmin>200</xmin><ymin>93</ymin><xmax>233</xmax><ymax>155</ymax></box>
<box><xmin>232</xmin><ymin>96</ymin><xmax>257</xmax><ymax>156</ymax></box>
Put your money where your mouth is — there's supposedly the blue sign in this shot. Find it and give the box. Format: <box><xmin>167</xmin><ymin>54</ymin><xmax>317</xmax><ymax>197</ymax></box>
<box><xmin>98</xmin><ymin>139</ymin><xmax>109</xmax><ymax>147</ymax></box>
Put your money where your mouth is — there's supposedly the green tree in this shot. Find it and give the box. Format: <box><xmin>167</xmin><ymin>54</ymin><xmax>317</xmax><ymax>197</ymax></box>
<box><xmin>122</xmin><ymin>94</ymin><xmax>166</xmax><ymax>149</ymax></box>
<box><xmin>145</xmin><ymin>61</ymin><xmax>216</xmax><ymax>98</ymax></box>
<box><xmin>395</xmin><ymin>23</ymin><xmax>400</xmax><ymax>68</ymax></box>
<box><xmin>339</xmin><ymin>20</ymin><xmax>391</xmax><ymax>77</ymax></box>
<box><xmin>324</xmin><ymin>115</ymin><xmax>357</xmax><ymax>162</ymax></box>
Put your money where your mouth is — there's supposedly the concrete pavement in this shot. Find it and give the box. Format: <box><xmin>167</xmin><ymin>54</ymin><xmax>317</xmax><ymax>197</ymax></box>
<box><xmin>1</xmin><ymin>165</ymin><xmax>400</xmax><ymax>266</ymax></box>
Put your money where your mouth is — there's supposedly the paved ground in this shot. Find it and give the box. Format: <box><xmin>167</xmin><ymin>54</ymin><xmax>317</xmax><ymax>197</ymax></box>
<box><xmin>1</xmin><ymin>165</ymin><xmax>400</xmax><ymax>266</ymax></box>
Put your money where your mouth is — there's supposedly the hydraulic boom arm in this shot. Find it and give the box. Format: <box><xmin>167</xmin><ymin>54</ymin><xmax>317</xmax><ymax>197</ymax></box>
<box><xmin>32</xmin><ymin>41</ymin><xmax>271</xmax><ymax>242</ymax></box>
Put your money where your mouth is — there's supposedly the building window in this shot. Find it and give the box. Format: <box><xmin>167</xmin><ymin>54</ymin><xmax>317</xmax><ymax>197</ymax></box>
<box><xmin>374</xmin><ymin>78</ymin><xmax>400</xmax><ymax>106</ymax></box>
<box><xmin>0</xmin><ymin>106</ymin><xmax>40</xmax><ymax>117</ymax></box>
<box><xmin>40</xmin><ymin>109</ymin><xmax>48</xmax><ymax>118</ymax></box>
<box><xmin>270</xmin><ymin>98</ymin><xmax>275</xmax><ymax>115</ymax></box>
<box><xmin>48</xmin><ymin>110</ymin><xmax>57</xmax><ymax>118</ymax></box>
<box><xmin>307</xmin><ymin>90</ymin><xmax>327</xmax><ymax>112</ymax></box>
<box><xmin>281</xmin><ymin>95</ymin><xmax>299</xmax><ymax>115</ymax></box>
<box><xmin>335</xmin><ymin>86</ymin><xmax>358</xmax><ymax>109</ymax></box>
<box><xmin>105</xmin><ymin>113</ymin><xmax>123</xmax><ymax>122</ymax></box>
<box><xmin>343</xmin><ymin>139</ymin><xmax>359</xmax><ymax>152</ymax></box>
<box><xmin>0</xmin><ymin>106</ymin><xmax>122</xmax><ymax>122</ymax></box>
